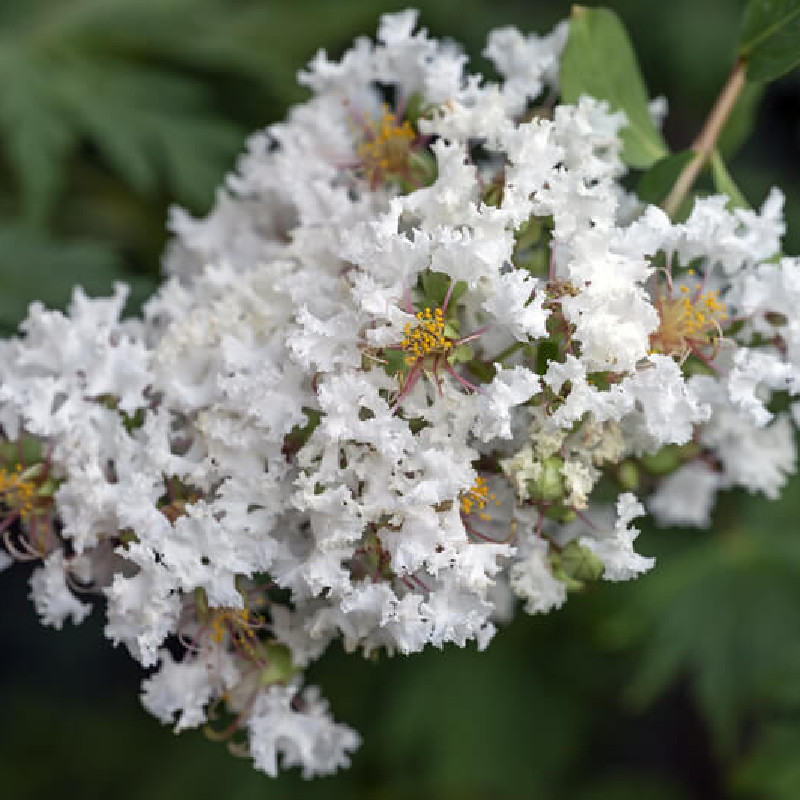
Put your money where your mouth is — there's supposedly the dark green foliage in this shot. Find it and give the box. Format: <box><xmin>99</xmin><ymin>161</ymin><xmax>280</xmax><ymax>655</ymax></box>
<box><xmin>1</xmin><ymin>1</ymin><xmax>800</xmax><ymax>798</ymax></box>
<box><xmin>560</xmin><ymin>6</ymin><xmax>668</xmax><ymax>168</ymax></box>
<box><xmin>718</xmin><ymin>81</ymin><xmax>764</xmax><ymax>158</ymax></box>
<box><xmin>0</xmin><ymin>224</ymin><xmax>154</xmax><ymax>331</ymax></box>
<box><xmin>734</xmin><ymin>720</ymin><xmax>800</xmax><ymax>800</ymax></box>
<box><xmin>711</xmin><ymin>149</ymin><xmax>750</xmax><ymax>208</ymax></box>
<box><xmin>740</xmin><ymin>0</ymin><xmax>800</xmax><ymax>82</ymax></box>
<box><xmin>637</xmin><ymin>151</ymin><xmax>695</xmax><ymax>205</ymax></box>
<box><xmin>0</xmin><ymin>0</ymin><xmax>249</xmax><ymax>223</ymax></box>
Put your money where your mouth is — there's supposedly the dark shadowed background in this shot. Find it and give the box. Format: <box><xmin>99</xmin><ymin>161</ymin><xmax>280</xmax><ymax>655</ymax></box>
<box><xmin>1</xmin><ymin>1</ymin><xmax>800</xmax><ymax>798</ymax></box>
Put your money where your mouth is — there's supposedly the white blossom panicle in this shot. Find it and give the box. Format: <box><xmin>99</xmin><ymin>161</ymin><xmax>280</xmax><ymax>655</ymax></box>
<box><xmin>2</xmin><ymin>10</ymin><xmax>800</xmax><ymax>779</ymax></box>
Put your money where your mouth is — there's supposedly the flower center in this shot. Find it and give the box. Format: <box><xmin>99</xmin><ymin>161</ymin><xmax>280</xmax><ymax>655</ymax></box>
<box><xmin>460</xmin><ymin>476</ymin><xmax>496</xmax><ymax>520</ymax></box>
<box><xmin>209</xmin><ymin>607</ymin><xmax>263</xmax><ymax>659</ymax></box>
<box><xmin>650</xmin><ymin>282</ymin><xmax>728</xmax><ymax>360</ymax></box>
<box><xmin>401</xmin><ymin>306</ymin><xmax>453</xmax><ymax>366</ymax></box>
<box><xmin>356</xmin><ymin>105</ymin><xmax>416</xmax><ymax>186</ymax></box>
<box><xmin>0</xmin><ymin>466</ymin><xmax>37</xmax><ymax>521</ymax></box>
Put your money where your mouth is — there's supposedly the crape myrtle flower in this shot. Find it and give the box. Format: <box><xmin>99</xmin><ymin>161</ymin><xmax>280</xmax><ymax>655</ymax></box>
<box><xmin>1</xmin><ymin>9</ymin><xmax>799</xmax><ymax>779</ymax></box>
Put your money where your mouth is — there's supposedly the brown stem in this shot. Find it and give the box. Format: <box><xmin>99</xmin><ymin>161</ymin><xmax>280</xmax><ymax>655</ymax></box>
<box><xmin>662</xmin><ymin>58</ymin><xmax>747</xmax><ymax>218</ymax></box>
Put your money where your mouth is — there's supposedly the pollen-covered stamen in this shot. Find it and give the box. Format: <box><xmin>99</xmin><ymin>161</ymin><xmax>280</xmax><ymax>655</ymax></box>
<box><xmin>392</xmin><ymin>307</ymin><xmax>490</xmax><ymax>412</ymax></box>
<box><xmin>0</xmin><ymin>461</ymin><xmax>58</xmax><ymax>561</ymax></box>
<box><xmin>208</xmin><ymin>607</ymin><xmax>266</xmax><ymax>662</ymax></box>
<box><xmin>459</xmin><ymin>476</ymin><xmax>496</xmax><ymax>521</ymax></box>
<box><xmin>650</xmin><ymin>278</ymin><xmax>728</xmax><ymax>361</ymax></box>
<box><xmin>459</xmin><ymin>476</ymin><xmax>515</xmax><ymax>544</ymax></box>
<box><xmin>356</xmin><ymin>104</ymin><xmax>417</xmax><ymax>187</ymax></box>
<box><xmin>0</xmin><ymin>466</ymin><xmax>36</xmax><ymax>521</ymax></box>
<box><xmin>401</xmin><ymin>306</ymin><xmax>453</xmax><ymax>366</ymax></box>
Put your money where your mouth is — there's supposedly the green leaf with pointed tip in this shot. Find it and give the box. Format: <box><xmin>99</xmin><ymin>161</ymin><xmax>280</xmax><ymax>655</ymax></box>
<box><xmin>560</xmin><ymin>6</ymin><xmax>668</xmax><ymax>169</ymax></box>
<box><xmin>710</xmin><ymin>150</ymin><xmax>750</xmax><ymax>209</ymax></box>
<box><xmin>636</xmin><ymin>151</ymin><xmax>694</xmax><ymax>205</ymax></box>
<box><xmin>740</xmin><ymin>0</ymin><xmax>800</xmax><ymax>82</ymax></box>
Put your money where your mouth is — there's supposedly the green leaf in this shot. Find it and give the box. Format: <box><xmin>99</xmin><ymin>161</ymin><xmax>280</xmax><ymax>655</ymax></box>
<box><xmin>420</xmin><ymin>271</ymin><xmax>467</xmax><ymax>312</ymax></box>
<box><xmin>718</xmin><ymin>80</ymin><xmax>763</xmax><ymax>157</ymax></box>
<box><xmin>740</xmin><ymin>0</ymin><xmax>800</xmax><ymax>82</ymax></box>
<box><xmin>0</xmin><ymin>436</ymin><xmax>43</xmax><ymax>468</ymax></box>
<box><xmin>734</xmin><ymin>720</ymin><xmax>800</xmax><ymax>800</ymax></box>
<box><xmin>0</xmin><ymin>1</ymin><xmax>245</xmax><ymax>220</ymax></box>
<box><xmin>0</xmin><ymin>225</ymin><xmax>155</xmax><ymax>332</ymax></box>
<box><xmin>0</xmin><ymin>51</ymin><xmax>78</xmax><ymax>225</ymax></box>
<box><xmin>710</xmin><ymin>149</ymin><xmax>750</xmax><ymax>209</ymax></box>
<box><xmin>606</xmin><ymin>493</ymin><xmax>800</xmax><ymax>755</ymax></box>
<box><xmin>573</xmin><ymin>776</ymin><xmax>687</xmax><ymax>800</ymax></box>
<box><xmin>560</xmin><ymin>6</ymin><xmax>668</xmax><ymax>169</ymax></box>
<box><xmin>636</xmin><ymin>151</ymin><xmax>694</xmax><ymax>205</ymax></box>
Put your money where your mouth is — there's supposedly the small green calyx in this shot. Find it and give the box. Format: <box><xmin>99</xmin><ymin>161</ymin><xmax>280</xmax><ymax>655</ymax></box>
<box><xmin>559</xmin><ymin>540</ymin><xmax>605</xmax><ymax>583</ymax></box>
<box><xmin>617</xmin><ymin>460</ymin><xmax>640</xmax><ymax>491</ymax></box>
<box><xmin>259</xmin><ymin>642</ymin><xmax>297</xmax><ymax>686</ymax></box>
<box><xmin>543</xmin><ymin>503</ymin><xmax>577</xmax><ymax>524</ymax></box>
<box><xmin>639</xmin><ymin>442</ymin><xmax>699</xmax><ymax>476</ymax></box>
<box><xmin>526</xmin><ymin>455</ymin><xmax>566</xmax><ymax>503</ymax></box>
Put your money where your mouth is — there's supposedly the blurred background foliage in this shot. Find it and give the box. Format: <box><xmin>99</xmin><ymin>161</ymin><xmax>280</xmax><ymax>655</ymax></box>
<box><xmin>1</xmin><ymin>0</ymin><xmax>800</xmax><ymax>798</ymax></box>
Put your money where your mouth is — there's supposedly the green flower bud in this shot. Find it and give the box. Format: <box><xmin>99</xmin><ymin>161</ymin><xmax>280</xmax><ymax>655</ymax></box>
<box><xmin>617</xmin><ymin>460</ymin><xmax>640</xmax><ymax>490</ymax></box>
<box><xmin>640</xmin><ymin>442</ymin><xmax>699</xmax><ymax>475</ymax></box>
<box><xmin>560</xmin><ymin>540</ymin><xmax>605</xmax><ymax>582</ymax></box>
<box><xmin>527</xmin><ymin>456</ymin><xmax>565</xmax><ymax>503</ymax></box>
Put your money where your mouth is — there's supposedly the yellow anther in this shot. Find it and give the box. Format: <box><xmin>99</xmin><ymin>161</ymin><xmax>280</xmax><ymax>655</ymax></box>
<box><xmin>401</xmin><ymin>306</ymin><xmax>453</xmax><ymax>366</ymax></box>
<box><xmin>356</xmin><ymin>104</ymin><xmax>416</xmax><ymax>186</ymax></box>
<box><xmin>0</xmin><ymin>467</ymin><xmax>37</xmax><ymax>520</ymax></box>
<box><xmin>208</xmin><ymin>607</ymin><xmax>263</xmax><ymax>659</ymax></box>
<box><xmin>650</xmin><ymin>282</ymin><xmax>727</xmax><ymax>360</ymax></box>
<box><xmin>459</xmin><ymin>476</ymin><xmax>496</xmax><ymax>518</ymax></box>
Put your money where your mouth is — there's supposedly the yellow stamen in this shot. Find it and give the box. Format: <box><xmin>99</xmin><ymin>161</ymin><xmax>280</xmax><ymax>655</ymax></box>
<box><xmin>0</xmin><ymin>467</ymin><xmax>36</xmax><ymax>521</ymax></box>
<box><xmin>402</xmin><ymin>306</ymin><xmax>453</xmax><ymax>366</ymax></box>
<box><xmin>356</xmin><ymin>104</ymin><xmax>415</xmax><ymax>185</ymax></box>
<box><xmin>650</xmin><ymin>283</ymin><xmax>728</xmax><ymax>359</ymax></box>
<box><xmin>460</xmin><ymin>476</ymin><xmax>496</xmax><ymax>519</ymax></box>
<box><xmin>208</xmin><ymin>607</ymin><xmax>263</xmax><ymax>659</ymax></box>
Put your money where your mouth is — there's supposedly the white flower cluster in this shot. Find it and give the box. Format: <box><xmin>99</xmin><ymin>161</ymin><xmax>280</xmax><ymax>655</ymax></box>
<box><xmin>1</xmin><ymin>10</ymin><xmax>799</xmax><ymax>778</ymax></box>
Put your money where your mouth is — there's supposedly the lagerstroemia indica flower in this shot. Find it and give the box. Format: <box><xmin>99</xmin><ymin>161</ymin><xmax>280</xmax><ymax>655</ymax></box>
<box><xmin>2</xmin><ymin>10</ymin><xmax>799</xmax><ymax>778</ymax></box>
